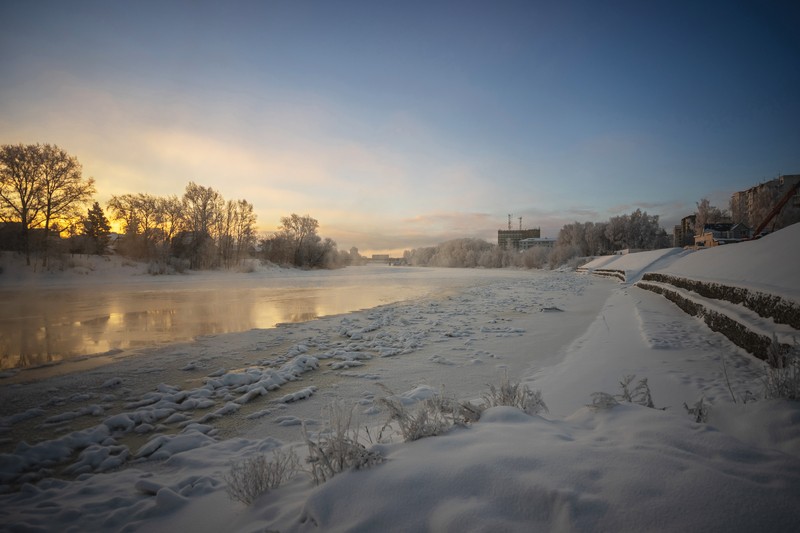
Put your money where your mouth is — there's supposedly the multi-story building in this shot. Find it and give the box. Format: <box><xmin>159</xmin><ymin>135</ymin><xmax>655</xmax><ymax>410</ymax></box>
<box><xmin>672</xmin><ymin>214</ymin><xmax>697</xmax><ymax>248</ymax></box>
<box><xmin>498</xmin><ymin>228</ymin><xmax>541</xmax><ymax>250</ymax></box>
<box><xmin>730</xmin><ymin>174</ymin><xmax>800</xmax><ymax>232</ymax></box>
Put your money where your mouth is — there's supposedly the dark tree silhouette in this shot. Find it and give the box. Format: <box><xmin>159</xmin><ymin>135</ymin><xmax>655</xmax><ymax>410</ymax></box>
<box><xmin>0</xmin><ymin>143</ymin><xmax>94</xmax><ymax>265</ymax></box>
<box><xmin>82</xmin><ymin>202</ymin><xmax>111</xmax><ymax>255</ymax></box>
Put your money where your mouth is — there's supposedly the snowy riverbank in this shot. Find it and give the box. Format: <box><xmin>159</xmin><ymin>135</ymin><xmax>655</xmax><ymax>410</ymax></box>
<box><xmin>1</xmin><ymin>226</ymin><xmax>799</xmax><ymax>531</ymax></box>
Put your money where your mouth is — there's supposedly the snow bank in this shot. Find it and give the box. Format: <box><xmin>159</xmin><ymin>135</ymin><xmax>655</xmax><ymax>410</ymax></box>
<box><xmin>260</xmin><ymin>405</ymin><xmax>800</xmax><ymax>532</ymax></box>
<box><xmin>654</xmin><ymin>222</ymin><xmax>800</xmax><ymax>300</ymax></box>
<box><xmin>578</xmin><ymin>247</ymin><xmax>687</xmax><ymax>283</ymax></box>
<box><xmin>1</xmin><ymin>232</ymin><xmax>799</xmax><ymax>531</ymax></box>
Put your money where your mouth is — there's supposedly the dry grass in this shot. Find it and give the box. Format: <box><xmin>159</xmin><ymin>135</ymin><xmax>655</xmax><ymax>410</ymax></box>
<box><xmin>481</xmin><ymin>374</ymin><xmax>549</xmax><ymax>415</ymax></box>
<box><xmin>224</xmin><ymin>448</ymin><xmax>300</xmax><ymax>505</ymax></box>
<box><xmin>378</xmin><ymin>393</ymin><xmax>455</xmax><ymax>442</ymax></box>
<box><xmin>303</xmin><ymin>402</ymin><xmax>383</xmax><ymax>485</ymax></box>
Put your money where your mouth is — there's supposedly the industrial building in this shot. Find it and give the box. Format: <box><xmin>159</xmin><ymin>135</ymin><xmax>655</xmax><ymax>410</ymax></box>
<box><xmin>498</xmin><ymin>228</ymin><xmax>541</xmax><ymax>250</ymax></box>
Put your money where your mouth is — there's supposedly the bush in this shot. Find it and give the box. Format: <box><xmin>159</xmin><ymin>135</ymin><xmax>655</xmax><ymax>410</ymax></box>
<box><xmin>378</xmin><ymin>393</ymin><xmax>455</xmax><ymax>442</ymax></box>
<box><xmin>590</xmin><ymin>374</ymin><xmax>660</xmax><ymax>410</ymax></box>
<box><xmin>224</xmin><ymin>448</ymin><xmax>299</xmax><ymax>504</ymax></box>
<box><xmin>617</xmin><ymin>375</ymin><xmax>655</xmax><ymax>408</ymax></box>
<box><xmin>303</xmin><ymin>402</ymin><xmax>382</xmax><ymax>485</ymax></box>
<box><xmin>683</xmin><ymin>397</ymin><xmax>709</xmax><ymax>423</ymax></box>
<box><xmin>378</xmin><ymin>378</ymin><xmax>547</xmax><ymax>443</ymax></box>
<box><xmin>763</xmin><ymin>335</ymin><xmax>800</xmax><ymax>400</ymax></box>
<box><xmin>588</xmin><ymin>392</ymin><xmax>619</xmax><ymax>410</ymax></box>
<box><xmin>482</xmin><ymin>375</ymin><xmax>548</xmax><ymax>415</ymax></box>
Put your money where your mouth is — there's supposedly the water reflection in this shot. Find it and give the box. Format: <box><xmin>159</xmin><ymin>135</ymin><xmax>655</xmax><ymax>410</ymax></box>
<box><xmin>0</xmin><ymin>283</ymin><xmax>418</xmax><ymax>370</ymax></box>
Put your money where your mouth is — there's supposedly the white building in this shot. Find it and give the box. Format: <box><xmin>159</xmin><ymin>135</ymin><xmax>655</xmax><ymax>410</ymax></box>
<box><xmin>519</xmin><ymin>237</ymin><xmax>556</xmax><ymax>250</ymax></box>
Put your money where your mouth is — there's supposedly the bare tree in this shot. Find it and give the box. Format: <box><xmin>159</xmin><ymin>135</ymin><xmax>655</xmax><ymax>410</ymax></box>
<box><xmin>156</xmin><ymin>195</ymin><xmax>184</xmax><ymax>257</ymax></box>
<box><xmin>181</xmin><ymin>182</ymin><xmax>224</xmax><ymax>268</ymax></box>
<box><xmin>231</xmin><ymin>199</ymin><xmax>257</xmax><ymax>264</ymax></box>
<box><xmin>107</xmin><ymin>193</ymin><xmax>162</xmax><ymax>259</ymax></box>
<box><xmin>107</xmin><ymin>194</ymin><xmax>140</xmax><ymax>235</ymax></box>
<box><xmin>279</xmin><ymin>213</ymin><xmax>319</xmax><ymax>266</ymax></box>
<box><xmin>0</xmin><ymin>144</ymin><xmax>42</xmax><ymax>264</ymax></box>
<box><xmin>695</xmin><ymin>198</ymin><xmax>729</xmax><ymax>232</ymax></box>
<box><xmin>38</xmin><ymin>145</ymin><xmax>95</xmax><ymax>265</ymax></box>
<box><xmin>0</xmin><ymin>143</ymin><xmax>94</xmax><ymax>266</ymax></box>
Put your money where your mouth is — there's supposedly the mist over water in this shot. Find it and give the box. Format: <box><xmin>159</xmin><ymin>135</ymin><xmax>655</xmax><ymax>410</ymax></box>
<box><xmin>0</xmin><ymin>266</ymin><xmax>520</xmax><ymax>370</ymax></box>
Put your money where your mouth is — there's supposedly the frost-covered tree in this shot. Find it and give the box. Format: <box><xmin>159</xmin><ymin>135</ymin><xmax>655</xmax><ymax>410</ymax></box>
<box><xmin>695</xmin><ymin>198</ymin><xmax>729</xmax><ymax>232</ymax></box>
<box><xmin>602</xmin><ymin>209</ymin><xmax>661</xmax><ymax>250</ymax></box>
<box><xmin>403</xmin><ymin>239</ymin><xmax>504</xmax><ymax>268</ymax></box>
<box><xmin>220</xmin><ymin>199</ymin><xmax>257</xmax><ymax>267</ymax></box>
<box><xmin>260</xmin><ymin>214</ymin><xmax>344</xmax><ymax>269</ymax></box>
<box><xmin>279</xmin><ymin>214</ymin><xmax>319</xmax><ymax>266</ymax></box>
<box><xmin>551</xmin><ymin>209</ymin><xmax>663</xmax><ymax>266</ymax></box>
<box><xmin>180</xmin><ymin>182</ymin><xmax>224</xmax><ymax>268</ymax></box>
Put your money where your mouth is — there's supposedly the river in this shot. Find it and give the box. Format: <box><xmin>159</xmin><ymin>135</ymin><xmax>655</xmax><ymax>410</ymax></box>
<box><xmin>0</xmin><ymin>265</ymin><xmax>536</xmax><ymax>370</ymax></box>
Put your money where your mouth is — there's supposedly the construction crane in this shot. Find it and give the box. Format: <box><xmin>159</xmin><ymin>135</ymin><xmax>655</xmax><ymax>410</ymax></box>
<box><xmin>752</xmin><ymin>180</ymin><xmax>800</xmax><ymax>237</ymax></box>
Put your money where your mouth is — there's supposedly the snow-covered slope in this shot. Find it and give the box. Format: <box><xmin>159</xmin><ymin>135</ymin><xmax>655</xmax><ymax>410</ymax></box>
<box><xmin>579</xmin><ymin>247</ymin><xmax>688</xmax><ymax>283</ymax></box>
<box><xmin>654</xmin><ymin>222</ymin><xmax>800</xmax><ymax>300</ymax></box>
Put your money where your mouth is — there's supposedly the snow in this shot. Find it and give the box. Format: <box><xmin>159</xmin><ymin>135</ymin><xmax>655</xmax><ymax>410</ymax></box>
<box><xmin>578</xmin><ymin>247</ymin><xmax>690</xmax><ymax>283</ymax></box>
<box><xmin>654</xmin><ymin>223</ymin><xmax>800</xmax><ymax>299</ymax></box>
<box><xmin>1</xmin><ymin>224</ymin><xmax>799</xmax><ymax>531</ymax></box>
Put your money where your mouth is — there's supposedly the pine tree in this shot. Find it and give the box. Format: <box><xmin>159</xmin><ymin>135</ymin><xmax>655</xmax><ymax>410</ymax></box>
<box><xmin>83</xmin><ymin>201</ymin><xmax>111</xmax><ymax>255</ymax></box>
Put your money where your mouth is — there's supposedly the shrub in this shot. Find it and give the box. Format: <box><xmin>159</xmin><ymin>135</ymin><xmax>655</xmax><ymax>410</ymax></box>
<box><xmin>590</xmin><ymin>374</ymin><xmax>660</xmax><ymax>410</ymax></box>
<box><xmin>763</xmin><ymin>335</ymin><xmax>800</xmax><ymax>400</ymax></box>
<box><xmin>378</xmin><ymin>393</ymin><xmax>455</xmax><ymax>442</ymax></box>
<box><xmin>588</xmin><ymin>392</ymin><xmax>619</xmax><ymax>410</ymax></box>
<box><xmin>482</xmin><ymin>375</ymin><xmax>548</xmax><ymax>415</ymax></box>
<box><xmin>378</xmin><ymin>377</ymin><xmax>548</xmax><ymax>443</ymax></box>
<box><xmin>147</xmin><ymin>261</ymin><xmax>168</xmax><ymax>275</ymax></box>
<box><xmin>683</xmin><ymin>398</ymin><xmax>709</xmax><ymax>423</ymax></box>
<box><xmin>617</xmin><ymin>375</ymin><xmax>655</xmax><ymax>408</ymax></box>
<box><xmin>303</xmin><ymin>402</ymin><xmax>382</xmax><ymax>485</ymax></box>
<box><xmin>224</xmin><ymin>448</ymin><xmax>299</xmax><ymax>504</ymax></box>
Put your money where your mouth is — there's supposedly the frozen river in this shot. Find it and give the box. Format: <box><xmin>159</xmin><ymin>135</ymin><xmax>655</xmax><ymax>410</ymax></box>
<box><xmin>0</xmin><ymin>265</ymin><xmax>537</xmax><ymax>371</ymax></box>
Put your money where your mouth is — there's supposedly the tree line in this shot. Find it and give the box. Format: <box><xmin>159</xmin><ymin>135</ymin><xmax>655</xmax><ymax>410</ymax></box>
<box><xmin>0</xmin><ymin>143</ymin><xmax>360</xmax><ymax>271</ymax></box>
<box><xmin>101</xmin><ymin>182</ymin><xmax>258</xmax><ymax>270</ymax></box>
<box><xmin>404</xmin><ymin>208</ymin><xmax>670</xmax><ymax>270</ymax></box>
<box><xmin>548</xmin><ymin>208</ymin><xmax>669</xmax><ymax>266</ymax></box>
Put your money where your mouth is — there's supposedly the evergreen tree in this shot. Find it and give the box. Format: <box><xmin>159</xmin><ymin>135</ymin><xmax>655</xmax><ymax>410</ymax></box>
<box><xmin>82</xmin><ymin>201</ymin><xmax>111</xmax><ymax>255</ymax></box>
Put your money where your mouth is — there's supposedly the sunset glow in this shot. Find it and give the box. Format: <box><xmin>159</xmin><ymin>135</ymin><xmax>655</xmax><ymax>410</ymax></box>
<box><xmin>1</xmin><ymin>1</ymin><xmax>798</xmax><ymax>255</ymax></box>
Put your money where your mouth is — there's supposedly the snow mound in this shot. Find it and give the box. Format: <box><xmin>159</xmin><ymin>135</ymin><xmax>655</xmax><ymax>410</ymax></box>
<box><xmin>264</xmin><ymin>404</ymin><xmax>800</xmax><ymax>531</ymax></box>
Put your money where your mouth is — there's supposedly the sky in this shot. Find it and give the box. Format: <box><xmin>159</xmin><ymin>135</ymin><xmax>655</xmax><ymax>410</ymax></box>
<box><xmin>1</xmin><ymin>0</ymin><xmax>799</xmax><ymax>255</ymax></box>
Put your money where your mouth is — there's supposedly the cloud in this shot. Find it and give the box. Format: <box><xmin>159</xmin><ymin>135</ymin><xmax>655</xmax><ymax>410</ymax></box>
<box><xmin>402</xmin><ymin>212</ymin><xmax>495</xmax><ymax>231</ymax></box>
<box><xmin>608</xmin><ymin>201</ymin><xmax>669</xmax><ymax>213</ymax></box>
<box><xmin>9</xmin><ymin>70</ymin><xmax>699</xmax><ymax>255</ymax></box>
